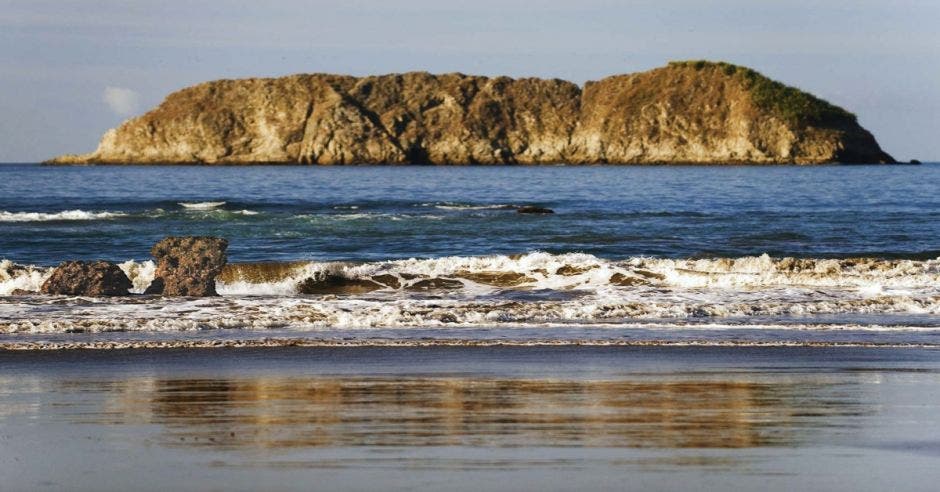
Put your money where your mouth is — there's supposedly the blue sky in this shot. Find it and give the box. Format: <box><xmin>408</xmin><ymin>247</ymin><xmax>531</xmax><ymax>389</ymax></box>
<box><xmin>1</xmin><ymin>0</ymin><xmax>937</xmax><ymax>161</ymax></box>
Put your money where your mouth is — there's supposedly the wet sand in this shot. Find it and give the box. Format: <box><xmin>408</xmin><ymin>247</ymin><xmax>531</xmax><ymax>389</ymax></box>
<box><xmin>2</xmin><ymin>346</ymin><xmax>940</xmax><ymax>491</ymax></box>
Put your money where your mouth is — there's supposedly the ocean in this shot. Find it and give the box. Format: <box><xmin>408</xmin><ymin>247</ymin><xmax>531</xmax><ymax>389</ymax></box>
<box><xmin>1</xmin><ymin>163</ymin><xmax>939</xmax><ymax>346</ymax></box>
<box><xmin>2</xmin><ymin>163</ymin><xmax>940</xmax><ymax>490</ymax></box>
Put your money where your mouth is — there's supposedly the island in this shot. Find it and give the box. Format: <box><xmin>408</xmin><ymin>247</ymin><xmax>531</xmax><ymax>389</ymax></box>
<box><xmin>49</xmin><ymin>61</ymin><xmax>895</xmax><ymax>165</ymax></box>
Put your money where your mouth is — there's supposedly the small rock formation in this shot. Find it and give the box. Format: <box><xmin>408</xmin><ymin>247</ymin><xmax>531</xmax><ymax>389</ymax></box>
<box><xmin>145</xmin><ymin>236</ymin><xmax>228</xmax><ymax>296</ymax></box>
<box><xmin>370</xmin><ymin>274</ymin><xmax>402</xmax><ymax>289</ymax></box>
<box><xmin>296</xmin><ymin>274</ymin><xmax>383</xmax><ymax>295</ymax></box>
<box><xmin>910</xmin><ymin>159</ymin><xmax>922</xmax><ymax>164</ymax></box>
<box><xmin>517</xmin><ymin>206</ymin><xmax>555</xmax><ymax>214</ymax></box>
<box><xmin>40</xmin><ymin>260</ymin><xmax>133</xmax><ymax>296</ymax></box>
<box><xmin>49</xmin><ymin>61</ymin><xmax>894</xmax><ymax>165</ymax></box>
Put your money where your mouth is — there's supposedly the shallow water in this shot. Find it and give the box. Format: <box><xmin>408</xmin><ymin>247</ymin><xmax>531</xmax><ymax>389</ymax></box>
<box><xmin>2</xmin><ymin>346</ymin><xmax>940</xmax><ymax>491</ymax></box>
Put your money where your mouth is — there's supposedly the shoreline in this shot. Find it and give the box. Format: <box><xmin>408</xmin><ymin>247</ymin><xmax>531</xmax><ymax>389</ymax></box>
<box><xmin>3</xmin><ymin>337</ymin><xmax>939</xmax><ymax>351</ymax></box>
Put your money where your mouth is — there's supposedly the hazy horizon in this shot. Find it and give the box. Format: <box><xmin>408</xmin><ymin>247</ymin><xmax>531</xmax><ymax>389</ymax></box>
<box><xmin>1</xmin><ymin>0</ymin><xmax>938</xmax><ymax>162</ymax></box>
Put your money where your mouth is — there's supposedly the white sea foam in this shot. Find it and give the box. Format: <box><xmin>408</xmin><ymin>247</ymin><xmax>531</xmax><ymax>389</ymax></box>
<box><xmin>4</xmin><ymin>252</ymin><xmax>940</xmax><ymax>334</ymax></box>
<box><xmin>0</xmin><ymin>210</ymin><xmax>127</xmax><ymax>222</ymax></box>
<box><xmin>430</xmin><ymin>203</ymin><xmax>516</xmax><ymax>210</ymax></box>
<box><xmin>295</xmin><ymin>212</ymin><xmax>444</xmax><ymax>222</ymax></box>
<box><xmin>179</xmin><ymin>201</ymin><xmax>226</xmax><ymax>209</ymax></box>
<box><xmin>0</xmin><ymin>260</ymin><xmax>52</xmax><ymax>295</ymax></box>
<box><xmin>3</xmin><ymin>293</ymin><xmax>940</xmax><ymax>335</ymax></box>
<box><xmin>117</xmin><ymin>260</ymin><xmax>156</xmax><ymax>294</ymax></box>
<box><xmin>218</xmin><ymin>252</ymin><xmax>940</xmax><ymax>295</ymax></box>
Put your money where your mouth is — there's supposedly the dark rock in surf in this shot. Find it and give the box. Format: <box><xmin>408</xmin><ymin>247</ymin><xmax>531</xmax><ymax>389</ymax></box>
<box><xmin>910</xmin><ymin>159</ymin><xmax>921</xmax><ymax>164</ymax></box>
<box><xmin>40</xmin><ymin>260</ymin><xmax>133</xmax><ymax>296</ymax></box>
<box><xmin>296</xmin><ymin>274</ymin><xmax>384</xmax><ymax>295</ymax></box>
<box><xmin>145</xmin><ymin>236</ymin><xmax>228</xmax><ymax>296</ymax></box>
<box><xmin>406</xmin><ymin>278</ymin><xmax>464</xmax><ymax>291</ymax></box>
<box><xmin>8</xmin><ymin>289</ymin><xmax>36</xmax><ymax>296</ymax></box>
<box><xmin>517</xmin><ymin>206</ymin><xmax>555</xmax><ymax>214</ymax></box>
<box><xmin>370</xmin><ymin>274</ymin><xmax>402</xmax><ymax>289</ymax></box>
<box><xmin>609</xmin><ymin>273</ymin><xmax>648</xmax><ymax>287</ymax></box>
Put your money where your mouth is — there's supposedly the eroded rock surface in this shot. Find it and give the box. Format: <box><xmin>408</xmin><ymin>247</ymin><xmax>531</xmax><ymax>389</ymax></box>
<box><xmin>145</xmin><ymin>236</ymin><xmax>228</xmax><ymax>296</ymax></box>
<box><xmin>40</xmin><ymin>261</ymin><xmax>132</xmax><ymax>296</ymax></box>
<box><xmin>51</xmin><ymin>62</ymin><xmax>894</xmax><ymax>165</ymax></box>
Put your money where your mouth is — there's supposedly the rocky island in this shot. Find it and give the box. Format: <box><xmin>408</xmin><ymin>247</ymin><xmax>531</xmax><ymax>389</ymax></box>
<box><xmin>50</xmin><ymin>61</ymin><xmax>894</xmax><ymax>165</ymax></box>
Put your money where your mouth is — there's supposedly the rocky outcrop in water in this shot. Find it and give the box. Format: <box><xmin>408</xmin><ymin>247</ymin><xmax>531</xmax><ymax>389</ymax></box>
<box><xmin>296</xmin><ymin>274</ymin><xmax>384</xmax><ymax>295</ymax></box>
<box><xmin>144</xmin><ymin>236</ymin><xmax>228</xmax><ymax>296</ymax></box>
<box><xmin>516</xmin><ymin>206</ymin><xmax>555</xmax><ymax>214</ymax></box>
<box><xmin>50</xmin><ymin>61</ymin><xmax>894</xmax><ymax>165</ymax></box>
<box><xmin>40</xmin><ymin>261</ymin><xmax>133</xmax><ymax>296</ymax></box>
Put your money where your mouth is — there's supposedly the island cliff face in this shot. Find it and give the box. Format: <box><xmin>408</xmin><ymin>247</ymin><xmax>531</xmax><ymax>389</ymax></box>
<box><xmin>51</xmin><ymin>62</ymin><xmax>894</xmax><ymax>165</ymax></box>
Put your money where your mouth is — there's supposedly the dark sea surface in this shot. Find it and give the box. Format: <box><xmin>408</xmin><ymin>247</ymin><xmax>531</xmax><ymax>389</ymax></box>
<box><xmin>1</xmin><ymin>163</ymin><xmax>938</xmax><ymax>263</ymax></box>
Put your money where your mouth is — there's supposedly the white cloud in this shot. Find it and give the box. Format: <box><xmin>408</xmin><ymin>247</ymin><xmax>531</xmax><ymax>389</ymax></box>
<box><xmin>103</xmin><ymin>86</ymin><xmax>140</xmax><ymax>116</ymax></box>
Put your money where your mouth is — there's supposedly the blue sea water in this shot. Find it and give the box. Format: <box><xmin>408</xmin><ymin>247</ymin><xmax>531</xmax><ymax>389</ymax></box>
<box><xmin>1</xmin><ymin>163</ymin><xmax>939</xmax><ymax>344</ymax></box>
<box><xmin>1</xmin><ymin>163</ymin><xmax>937</xmax><ymax>264</ymax></box>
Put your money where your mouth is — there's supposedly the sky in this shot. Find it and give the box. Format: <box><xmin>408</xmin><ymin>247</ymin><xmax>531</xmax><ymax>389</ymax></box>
<box><xmin>0</xmin><ymin>0</ymin><xmax>937</xmax><ymax>162</ymax></box>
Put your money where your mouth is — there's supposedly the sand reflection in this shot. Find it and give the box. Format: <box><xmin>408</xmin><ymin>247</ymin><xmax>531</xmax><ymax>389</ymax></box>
<box><xmin>75</xmin><ymin>376</ymin><xmax>870</xmax><ymax>450</ymax></box>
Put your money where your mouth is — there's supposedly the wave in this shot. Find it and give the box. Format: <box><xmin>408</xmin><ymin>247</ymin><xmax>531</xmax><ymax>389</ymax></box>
<box><xmin>4</xmin><ymin>338</ymin><xmax>937</xmax><ymax>351</ymax></box>
<box><xmin>4</xmin><ymin>252</ymin><xmax>940</xmax><ymax>334</ymax></box>
<box><xmin>421</xmin><ymin>202</ymin><xmax>518</xmax><ymax>211</ymax></box>
<box><xmin>0</xmin><ymin>259</ymin><xmax>155</xmax><ymax>295</ymax></box>
<box><xmin>0</xmin><ymin>209</ymin><xmax>127</xmax><ymax>222</ymax></box>
<box><xmin>295</xmin><ymin>212</ymin><xmax>444</xmax><ymax>222</ymax></box>
<box><xmin>0</xmin><ymin>205</ymin><xmax>260</xmax><ymax>224</ymax></box>
<box><xmin>179</xmin><ymin>201</ymin><xmax>226</xmax><ymax>209</ymax></box>
<box><xmin>182</xmin><ymin>208</ymin><xmax>259</xmax><ymax>217</ymax></box>
<box><xmin>4</xmin><ymin>293</ymin><xmax>940</xmax><ymax>334</ymax></box>
<box><xmin>215</xmin><ymin>252</ymin><xmax>940</xmax><ymax>295</ymax></box>
<box><xmin>0</xmin><ymin>260</ymin><xmax>51</xmax><ymax>294</ymax></box>
<box><xmin>7</xmin><ymin>252</ymin><xmax>940</xmax><ymax>297</ymax></box>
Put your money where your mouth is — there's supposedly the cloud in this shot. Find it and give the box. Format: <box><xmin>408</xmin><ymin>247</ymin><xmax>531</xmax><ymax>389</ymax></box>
<box><xmin>103</xmin><ymin>86</ymin><xmax>140</xmax><ymax>116</ymax></box>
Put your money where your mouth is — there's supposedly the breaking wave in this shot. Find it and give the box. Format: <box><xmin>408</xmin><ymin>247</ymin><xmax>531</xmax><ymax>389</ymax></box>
<box><xmin>179</xmin><ymin>201</ymin><xmax>226</xmax><ymax>209</ymax></box>
<box><xmin>2</xmin><ymin>252</ymin><xmax>940</xmax><ymax>335</ymax></box>
<box><xmin>213</xmin><ymin>252</ymin><xmax>940</xmax><ymax>296</ymax></box>
<box><xmin>0</xmin><ymin>209</ymin><xmax>127</xmax><ymax>222</ymax></box>
<box><xmin>5</xmin><ymin>251</ymin><xmax>940</xmax><ymax>298</ymax></box>
<box><xmin>422</xmin><ymin>202</ymin><xmax>518</xmax><ymax>211</ymax></box>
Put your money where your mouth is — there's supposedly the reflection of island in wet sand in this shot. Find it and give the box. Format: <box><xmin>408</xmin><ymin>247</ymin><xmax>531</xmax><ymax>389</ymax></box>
<box><xmin>91</xmin><ymin>376</ymin><xmax>867</xmax><ymax>450</ymax></box>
